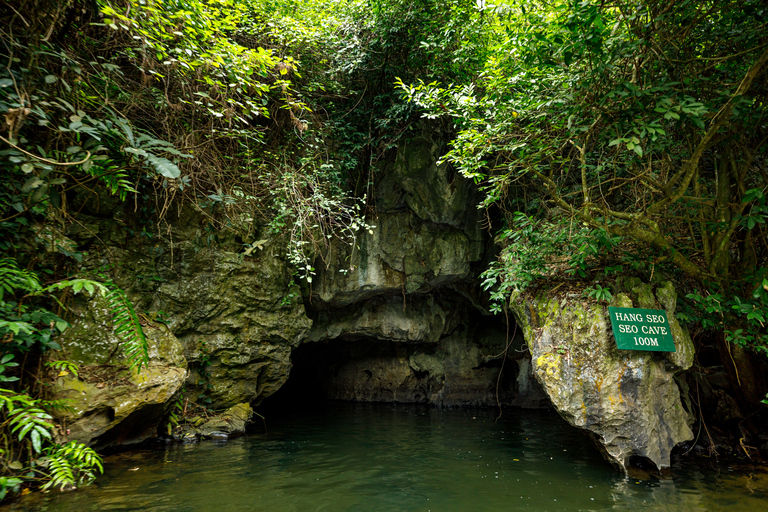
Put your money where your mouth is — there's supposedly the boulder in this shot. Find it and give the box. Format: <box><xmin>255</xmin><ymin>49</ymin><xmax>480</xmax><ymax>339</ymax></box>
<box><xmin>510</xmin><ymin>281</ymin><xmax>695</xmax><ymax>472</ymax></box>
<box><xmin>51</xmin><ymin>295</ymin><xmax>187</xmax><ymax>450</ymax></box>
<box><xmin>145</xmin><ymin>243</ymin><xmax>312</xmax><ymax>408</ymax></box>
<box><xmin>52</xmin><ymin>365</ymin><xmax>186</xmax><ymax>449</ymax></box>
<box><xmin>197</xmin><ymin>403</ymin><xmax>254</xmax><ymax>438</ymax></box>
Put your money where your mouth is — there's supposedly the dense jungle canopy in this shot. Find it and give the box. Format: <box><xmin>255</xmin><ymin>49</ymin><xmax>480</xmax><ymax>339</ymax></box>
<box><xmin>1</xmin><ymin>0</ymin><xmax>767</xmax><ymax>496</ymax></box>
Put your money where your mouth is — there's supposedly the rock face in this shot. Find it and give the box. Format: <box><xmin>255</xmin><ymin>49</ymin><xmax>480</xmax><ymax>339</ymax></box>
<box><xmin>65</xmin><ymin>122</ymin><xmax>547</xmax><ymax>412</ymax></box>
<box><xmin>292</xmin><ymin>124</ymin><xmax>549</xmax><ymax>408</ymax></box>
<box><xmin>69</xmin><ymin>199</ymin><xmax>313</xmax><ymax>410</ymax></box>
<box><xmin>58</xmin><ymin>121</ymin><xmax>702</xmax><ymax>473</ymax></box>
<box><xmin>141</xmin><ymin>239</ymin><xmax>312</xmax><ymax>408</ymax></box>
<box><xmin>52</xmin><ymin>296</ymin><xmax>187</xmax><ymax>450</ymax></box>
<box><xmin>197</xmin><ymin>403</ymin><xmax>254</xmax><ymax>438</ymax></box>
<box><xmin>510</xmin><ymin>279</ymin><xmax>695</xmax><ymax>471</ymax></box>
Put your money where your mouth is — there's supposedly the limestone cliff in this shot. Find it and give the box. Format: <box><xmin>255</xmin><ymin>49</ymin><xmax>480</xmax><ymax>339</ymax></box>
<box><xmin>57</xmin><ymin>124</ymin><xmax>696</xmax><ymax>474</ymax></box>
<box><xmin>297</xmin><ymin>124</ymin><xmax>547</xmax><ymax>407</ymax></box>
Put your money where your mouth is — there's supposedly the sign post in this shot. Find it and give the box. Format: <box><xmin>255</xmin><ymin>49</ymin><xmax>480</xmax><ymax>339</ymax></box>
<box><xmin>608</xmin><ymin>307</ymin><xmax>676</xmax><ymax>352</ymax></box>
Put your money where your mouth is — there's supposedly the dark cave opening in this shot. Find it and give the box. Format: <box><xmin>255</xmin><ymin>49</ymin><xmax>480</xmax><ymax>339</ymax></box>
<box><xmin>258</xmin><ymin>309</ymin><xmax>550</xmax><ymax>416</ymax></box>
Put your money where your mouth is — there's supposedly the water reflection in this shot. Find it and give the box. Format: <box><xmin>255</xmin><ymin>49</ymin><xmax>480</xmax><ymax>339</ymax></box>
<box><xmin>3</xmin><ymin>404</ymin><xmax>766</xmax><ymax>511</ymax></box>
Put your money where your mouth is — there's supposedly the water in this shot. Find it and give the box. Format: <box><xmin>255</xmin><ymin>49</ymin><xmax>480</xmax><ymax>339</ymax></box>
<box><xmin>5</xmin><ymin>403</ymin><xmax>768</xmax><ymax>511</ymax></box>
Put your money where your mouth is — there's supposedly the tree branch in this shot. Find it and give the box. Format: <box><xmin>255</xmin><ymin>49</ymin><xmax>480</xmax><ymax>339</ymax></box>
<box><xmin>647</xmin><ymin>46</ymin><xmax>768</xmax><ymax>215</ymax></box>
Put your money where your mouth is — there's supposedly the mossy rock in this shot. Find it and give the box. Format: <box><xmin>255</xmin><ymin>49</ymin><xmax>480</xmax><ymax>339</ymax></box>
<box><xmin>510</xmin><ymin>280</ymin><xmax>694</xmax><ymax>472</ymax></box>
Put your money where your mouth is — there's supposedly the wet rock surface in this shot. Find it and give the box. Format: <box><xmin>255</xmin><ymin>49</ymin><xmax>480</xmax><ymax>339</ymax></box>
<box><xmin>172</xmin><ymin>403</ymin><xmax>254</xmax><ymax>441</ymax></box>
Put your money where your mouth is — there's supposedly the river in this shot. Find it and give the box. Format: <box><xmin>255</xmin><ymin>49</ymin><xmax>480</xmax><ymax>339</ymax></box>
<box><xmin>4</xmin><ymin>403</ymin><xmax>767</xmax><ymax>511</ymax></box>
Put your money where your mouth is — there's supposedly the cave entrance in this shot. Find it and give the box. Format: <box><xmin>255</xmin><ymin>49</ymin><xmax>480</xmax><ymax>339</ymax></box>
<box><xmin>258</xmin><ymin>309</ymin><xmax>549</xmax><ymax>415</ymax></box>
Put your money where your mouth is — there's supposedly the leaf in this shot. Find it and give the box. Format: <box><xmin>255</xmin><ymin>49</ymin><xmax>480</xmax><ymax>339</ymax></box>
<box><xmin>105</xmin><ymin>283</ymin><xmax>149</xmax><ymax>371</ymax></box>
<box><xmin>22</xmin><ymin>177</ymin><xmax>44</xmax><ymax>193</ymax></box>
<box><xmin>31</xmin><ymin>183</ymin><xmax>50</xmax><ymax>202</ymax></box>
<box><xmin>44</xmin><ymin>75</ymin><xmax>58</xmax><ymax>84</ymax></box>
<box><xmin>146</xmin><ymin>155</ymin><xmax>181</xmax><ymax>179</ymax></box>
<box><xmin>31</xmin><ymin>429</ymin><xmax>42</xmax><ymax>453</ymax></box>
<box><xmin>125</xmin><ymin>147</ymin><xmax>148</xmax><ymax>157</ymax></box>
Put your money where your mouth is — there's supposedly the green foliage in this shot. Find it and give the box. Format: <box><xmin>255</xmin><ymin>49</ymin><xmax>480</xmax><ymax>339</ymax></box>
<box><xmin>100</xmin><ymin>0</ymin><xmax>291</xmax><ymax>124</ymax></box>
<box><xmin>0</xmin><ymin>257</ymin><xmax>141</xmax><ymax>497</ymax></box>
<box><xmin>0</xmin><ymin>389</ymin><xmax>52</xmax><ymax>457</ymax></box>
<box><xmin>45</xmin><ymin>360</ymin><xmax>80</xmax><ymax>379</ymax></box>
<box><xmin>480</xmin><ymin>212</ymin><xmax>568</xmax><ymax>312</ymax></box>
<box><xmin>0</xmin><ymin>355</ymin><xmax>19</xmax><ymax>384</ymax></box>
<box><xmin>0</xmin><ymin>388</ymin><xmax>103</xmax><ymax>496</ymax></box>
<box><xmin>479</xmin><ymin>212</ymin><xmax>622</xmax><ymax>312</ymax></box>
<box><xmin>684</xmin><ymin>276</ymin><xmax>768</xmax><ymax>355</ymax></box>
<box><xmin>0</xmin><ymin>257</ymin><xmax>147</xmax><ymax>364</ymax></box>
<box><xmin>105</xmin><ymin>283</ymin><xmax>149</xmax><ymax>372</ymax></box>
<box><xmin>8</xmin><ymin>403</ymin><xmax>53</xmax><ymax>455</ymax></box>
<box><xmin>194</xmin><ymin>341</ymin><xmax>213</xmax><ymax>406</ymax></box>
<box><xmin>40</xmin><ymin>442</ymin><xmax>103</xmax><ymax>492</ymax></box>
<box><xmin>0</xmin><ymin>258</ymin><xmax>67</xmax><ymax>352</ymax></box>
<box><xmin>0</xmin><ymin>477</ymin><xmax>22</xmax><ymax>500</ymax></box>
<box><xmin>584</xmin><ymin>285</ymin><xmax>613</xmax><ymax>303</ymax></box>
<box><xmin>401</xmin><ymin>0</ymin><xmax>768</xmax><ymax>353</ymax></box>
<box><xmin>164</xmin><ymin>391</ymin><xmax>185</xmax><ymax>436</ymax></box>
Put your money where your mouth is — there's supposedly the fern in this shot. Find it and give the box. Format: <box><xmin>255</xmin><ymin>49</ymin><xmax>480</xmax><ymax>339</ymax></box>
<box><xmin>39</xmin><ymin>278</ymin><xmax>148</xmax><ymax>371</ymax></box>
<box><xmin>0</xmin><ymin>257</ymin><xmax>41</xmax><ymax>300</ymax></box>
<box><xmin>38</xmin><ymin>398</ymin><xmax>75</xmax><ymax>413</ymax></box>
<box><xmin>1</xmin><ymin>258</ymin><xmax>148</xmax><ymax>372</ymax></box>
<box><xmin>44</xmin><ymin>454</ymin><xmax>76</xmax><ymax>492</ymax></box>
<box><xmin>41</xmin><ymin>278</ymin><xmax>108</xmax><ymax>298</ymax></box>
<box><xmin>8</xmin><ymin>405</ymin><xmax>53</xmax><ymax>454</ymax></box>
<box><xmin>1</xmin><ymin>389</ymin><xmax>101</xmax><ymax>493</ymax></box>
<box><xmin>45</xmin><ymin>360</ymin><xmax>80</xmax><ymax>379</ymax></box>
<box><xmin>105</xmin><ymin>282</ymin><xmax>149</xmax><ymax>371</ymax></box>
<box><xmin>41</xmin><ymin>442</ymin><xmax>103</xmax><ymax>491</ymax></box>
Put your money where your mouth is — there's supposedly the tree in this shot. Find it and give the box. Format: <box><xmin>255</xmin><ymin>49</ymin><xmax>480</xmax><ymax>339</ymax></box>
<box><xmin>402</xmin><ymin>1</ymin><xmax>768</xmax><ymax>369</ymax></box>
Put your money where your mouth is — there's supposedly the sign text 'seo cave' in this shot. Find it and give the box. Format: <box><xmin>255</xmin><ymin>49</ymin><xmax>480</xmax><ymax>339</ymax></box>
<box><xmin>608</xmin><ymin>307</ymin><xmax>676</xmax><ymax>352</ymax></box>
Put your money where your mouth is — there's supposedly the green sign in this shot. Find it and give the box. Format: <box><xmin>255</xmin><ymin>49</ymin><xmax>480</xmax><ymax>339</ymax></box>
<box><xmin>608</xmin><ymin>307</ymin><xmax>676</xmax><ymax>352</ymax></box>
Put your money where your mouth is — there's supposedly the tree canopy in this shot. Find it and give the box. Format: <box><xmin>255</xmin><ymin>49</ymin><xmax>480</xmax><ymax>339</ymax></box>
<box><xmin>401</xmin><ymin>0</ymin><xmax>768</xmax><ymax>355</ymax></box>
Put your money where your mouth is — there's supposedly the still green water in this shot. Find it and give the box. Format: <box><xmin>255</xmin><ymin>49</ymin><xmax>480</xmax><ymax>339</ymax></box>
<box><xmin>6</xmin><ymin>404</ymin><xmax>768</xmax><ymax>511</ymax></box>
